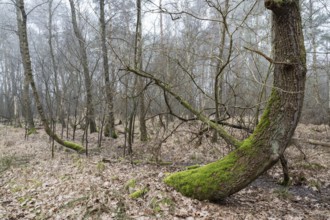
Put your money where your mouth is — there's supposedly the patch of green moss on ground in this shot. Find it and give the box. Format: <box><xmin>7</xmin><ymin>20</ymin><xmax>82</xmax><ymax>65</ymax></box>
<box><xmin>129</xmin><ymin>187</ymin><xmax>149</xmax><ymax>199</ymax></box>
<box><xmin>164</xmin><ymin>151</ymin><xmax>240</xmax><ymax>200</ymax></box>
<box><xmin>125</xmin><ymin>179</ymin><xmax>136</xmax><ymax>191</ymax></box>
<box><xmin>27</xmin><ymin>128</ymin><xmax>37</xmax><ymax>135</ymax></box>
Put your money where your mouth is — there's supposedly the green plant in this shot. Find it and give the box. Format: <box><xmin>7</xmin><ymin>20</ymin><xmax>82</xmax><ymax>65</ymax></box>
<box><xmin>299</xmin><ymin>162</ymin><xmax>324</xmax><ymax>170</ymax></box>
<box><xmin>150</xmin><ymin>196</ymin><xmax>175</xmax><ymax>213</ymax></box>
<box><xmin>96</xmin><ymin>161</ymin><xmax>106</xmax><ymax>172</ymax></box>
<box><xmin>11</xmin><ymin>184</ymin><xmax>25</xmax><ymax>193</ymax></box>
<box><xmin>18</xmin><ymin>196</ymin><xmax>33</xmax><ymax>206</ymax></box>
<box><xmin>308</xmin><ymin>179</ymin><xmax>321</xmax><ymax>191</ymax></box>
<box><xmin>0</xmin><ymin>156</ymin><xmax>13</xmax><ymax>173</ymax></box>
<box><xmin>27</xmin><ymin>128</ymin><xmax>37</xmax><ymax>135</ymax></box>
<box><xmin>115</xmin><ymin>200</ymin><xmax>130</xmax><ymax>219</ymax></box>
<box><xmin>129</xmin><ymin>187</ymin><xmax>149</xmax><ymax>199</ymax></box>
<box><xmin>124</xmin><ymin>179</ymin><xmax>136</xmax><ymax>192</ymax></box>
<box><xmin>111</xmin><ymin>131</ymin><xmax>118</xmax><ymax>139</ymax></box>
<box><xmin>273</xmin><ymin>187</ymin><xmax>292</xmax><ymax>200</ymax></box>
<box><xmin>59</xmin><ymin>196</ymin><xmax>89</xmax><ymax>209</ymax></box>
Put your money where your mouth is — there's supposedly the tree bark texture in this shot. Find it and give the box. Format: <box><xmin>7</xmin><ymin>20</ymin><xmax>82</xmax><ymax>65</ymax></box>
<box><xmin>99</xmin><ymin>0</ymin><xmax>116</xmax><ymax>138</ymax></box>
<box><xmin>68</xmin><ymin>0</ymin><xmax>97</xmax><ymax>133</ymax></box>
<box><xmin>22</xmin><ymin>75</ymin><xmax>35</xmax><ymax>129</ymax></box>
<box><xmin>164</xmin><ymin>0</ymin><xmax>306</xmax><ymax>200</ymax></box>
<box><xmin>16</xmin><ymin>1</ymin><xmax>35</xmax><ymax>130</ymax></box>
<box><xmin>212</xmin><ymin>0</ymin><xmax>229</xmax><ymax>143</ymax></box>
<box><xmin>15</xmin><ymin>0</ymin><xmax>84</xmax><ymax>153</ymax></box>
<box><xmin>135</xmin><ymin>0</ymin><xmax>148</xmax><ymax>141</ymax></box>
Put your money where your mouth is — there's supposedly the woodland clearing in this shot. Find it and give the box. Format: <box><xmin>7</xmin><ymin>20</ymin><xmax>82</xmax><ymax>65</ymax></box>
<box><xmin>0</xmin><ymin>122</ymin><xmax>329</xmax><ymax>219</ymax></box>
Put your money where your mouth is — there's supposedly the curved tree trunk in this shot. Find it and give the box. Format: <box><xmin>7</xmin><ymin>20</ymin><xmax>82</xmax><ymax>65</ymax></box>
<box><xmin>15</xmin><ymin>0</ymin><xmax>84</xmax><ymax>153</ymax></box>
<box><xmin>164</xmin><ymin>0</ymin><xmax>306</xmax><ymax>200</ymax></box>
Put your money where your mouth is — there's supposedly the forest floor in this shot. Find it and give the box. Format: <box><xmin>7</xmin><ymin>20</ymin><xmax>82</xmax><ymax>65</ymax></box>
<box><xmin>0</xmin><ymin>121</ymin><xmax>329</xmax><ymax>220</ymax></box>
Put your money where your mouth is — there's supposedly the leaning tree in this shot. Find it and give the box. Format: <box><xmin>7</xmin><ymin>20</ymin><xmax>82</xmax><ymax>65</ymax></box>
<box><xmin>15</xmin><ymin>0</ymin><xmax>85</xmax><ymax>153</ymax></box>
<box><xmin>127</xmin><ymin>0</ymin><xmax>307</xmax><ymax>200</ymax></box>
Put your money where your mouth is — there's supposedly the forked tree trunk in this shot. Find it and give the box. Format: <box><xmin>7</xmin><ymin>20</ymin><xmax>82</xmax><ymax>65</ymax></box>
<box><xmin>164</xmin><ymin>0</ymin><xmax>306</xmax><ymax>200</ymax></box>
<box><xmin>15</xmin><ymin>0</ymin><xmax>84</xmax><ymax>153</ymax></box>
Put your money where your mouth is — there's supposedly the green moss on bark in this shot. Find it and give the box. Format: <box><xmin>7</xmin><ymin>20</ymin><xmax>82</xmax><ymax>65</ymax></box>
<box><xmin>164</xmin><ymin>151</ymin><xmax>242</xmax><ymax>200</ymax></box>
<box><xmin>63</xmin><ymin>141</ymin><xmax>85</xmax><ymax>153</ymax></box>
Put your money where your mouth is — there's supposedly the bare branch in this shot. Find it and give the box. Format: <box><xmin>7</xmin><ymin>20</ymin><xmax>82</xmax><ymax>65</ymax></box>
<box><xmin>123</xmin><ymin>66</ymin><xmax>241</xmax><ymax>148</ymax></box>
<box><xmin>244</xmin><ymin>46</ymin><xmax>296</xmax><ymax>65</ymax></box>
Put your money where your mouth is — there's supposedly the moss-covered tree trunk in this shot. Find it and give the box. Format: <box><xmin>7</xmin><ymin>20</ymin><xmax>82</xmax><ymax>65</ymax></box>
<box><xmin>164</xmin><ymin>0</ymin><xmax>306</xmax><ymax>200</ymax></box>
<box><xmin>15</xmin><ymin>0</ymin><xmax>85</xmax><ymax>153</ymax></box>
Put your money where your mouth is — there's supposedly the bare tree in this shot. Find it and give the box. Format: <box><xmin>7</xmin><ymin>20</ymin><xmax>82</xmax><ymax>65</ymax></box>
<box><xmin>135</xmin><ymin>0</ymin><xmax>148</xmax><ymax>141</ymax></box>
<box><xmin>211</xmin><ymin>0</ymin><xmax>230</xmax><ymax>143</ymax></box>
<box><xmin>15</xmin><ymin>0</ymin><xmax>84</xmax><ymax>152</ymax></box>
<box><xmin>48</xmin><ymin>0</ymin><xmax>66</xmax><ymax>137</ymax></box>
<box><xmin>99</xmin><ymin>0</ymin><xmax>116</xmax><ymax>138</ymax></box>
<box><xmin>68</xmin><ymin>0</ymin><xmax>97</xmax><ymax>133</ymax></box>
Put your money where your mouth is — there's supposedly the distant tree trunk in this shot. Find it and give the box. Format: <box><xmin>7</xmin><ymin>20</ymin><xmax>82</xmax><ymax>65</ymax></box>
<box><xmin>15</xmin><ymin>0</ymin><xmax>84</xmax><ymax>153</ymax></box>
<box><xmin>164</xmin><ymin>0</ymin><xmax>307</xmax><ymax>200</ymax></box>
<box><xmin>13</xmin><ymin>95</ymin><xmax>20</xmax><ymax>127</ymax></box>
<box><xmin>135</xmin><ymin>0</ymin><xmax>148</xmax><ymax>141</ymax></box>
<box><xmin>48</xmin><ymin>0</ymin><xmax>66</xmax><ymax>134</ymax></box>
<box><xmin>68</xmin><ymin>0</ymin><xmax>97</xmax><ymax>133</ymax></box>
<box><xmin>99</xmin><ymin>0</ymin><xmax>116</xmax><ymax>138</ymax></box>
<box><xmin>212</xmin><ymin>0</ymin><xmax>229</xmax><ymax>143</ymax></box>
<box><xmin>17</xmin><ymin>17</ymin><xmax>35</xmax><ymax>130</ymax></box>
<box><xmin>308</xmin><ymin>0</ymin><xmax>321</xmax><ymax>104</ymax></box>
<box><xmin>327</xmin><ymin>46</ymin><xmax>330</xmax><ymax>125</ymax></box>
<box><xmin>22</xmin><ymin>76</ymin><xmax>35</xmax><ymax>129</ymax></box>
